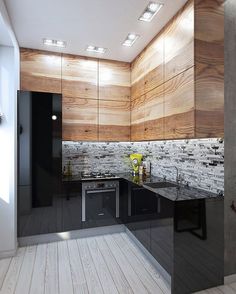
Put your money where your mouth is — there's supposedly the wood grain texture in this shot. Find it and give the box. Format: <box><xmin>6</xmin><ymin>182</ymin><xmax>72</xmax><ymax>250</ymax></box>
<box><xmin>143</xmin><ymin>34</ymin><xmax>164</xmax><ymax>93</ymax></box>
<box><xmin>99</xmin><ymin>100</ymin><xmax>130</xmax><ymax>141</ymax></box>
<box><xmin>62</xmin><ymin>54</ymin><xmax>98</xmax><ymax>99</ymax></box>
<box><xmin>195</xmin><ymin>0</ymin><xmax>224</xmax><ymax>138</ymax></box>
<box><xmin>1</xmin><ymin>248</ymin><xmax>26</xmax><ymax>294</ymax></box>
<box><xmin>0</xmin><ymin>257</ymin><xmax>11</xmax><ymax>289</ymax></box>
<box><xmin>63</xmin><ymin>97</ymin><xmax>98</xmax><ymax>141</ymax></box>
<box><xmin>99</xmin><ymin>60</ymin><xmax>131</xmax><ymax>101</ymax></box>
<box><xmin>95</xmin><ymin>236</ymin><xmax>134</xmax><ymax>294</ymax></box>
<box><xmin>15</xmin><ymin>246</ymin><xmax>36</xmax><ymax>294</ymax></box>
<box><xmin>67</xmin><ymin>240</ymin><xmax>88</xmax><ymax>294</ymax></box>
<box><xmin>164</xmin><ymin>67</ymin><xmax>195</xmax><ymax>139</ymax></box>
<box><xmin>0</xmin><ymin>233</ymin><xmax>170</xmax><ymax>294</ymax></box>
<box><xmin>131</xmin><ymin>34</ymin><xmax>164</xmax><ymax>101</ymax></box>
<box><xmin>103</xmin><ymin>235</ymin><xmax>148</xmax><ymax>294</ymax></box>
<box><xmin>20</xmin><ymin>48</ymin><xmax>62</xmax><ymax>93</ymax></box>
<box><xmin>131</xmin><ymin>95</ymin><xmax>145</xmax><ymax>142</ymax></box>
<box><xmin>164</xmin><ymin>0</ymin><xmax>194</xmax><ymax>82</ymax></box>
<box><xmin>29</xmin><ymin>244</ymin><xmax>47</xmax><ymax>294</ymax></box>
<box><xmin>58</xmin><ymin>241</ymin><xmax>73</xmax><ymax>294</ymax></box>
<box><xmin>145</xmin><ymin>84</ymin><xmax>164</xmax><ymax>140</ymax></box>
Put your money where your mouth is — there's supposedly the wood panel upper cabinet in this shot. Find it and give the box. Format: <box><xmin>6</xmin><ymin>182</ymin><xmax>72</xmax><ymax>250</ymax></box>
<box><xmin>143</xmin><ymin>34</ymin><xmax>164</xmax><ymax>93</ymax></box>
<box><xmin>99</xmin><ymin>60</ymin><xmax>130</xmax><ymax>101</ymax></box>
<box><xmin>195</xmin><ymin>0</ymin><xmax>224</xmax><ymax>138</ymax></box>
<box><xmin>131</xmin><ymin>33</ymin><xmax>164</xmax><ymax>101</ymax></box>
<box><xmin>99</xmin><ymin>100</ymin><xmax>130</xmax><ymax>142</ymax></box>
<box><xmin>131</xmin><ymin>50</ymin><xmax>146</xmax><ymax>101</ymax></box>
<box><xmin>145</xmin><ymin>84</ymin><xmax>164</xmax><ymax>140</ymax></box>
<box><xmin>62</xmin><ymin>97</ymin><xmax>98</xmax><ymax>141</ymax></box>
<box><xmin>62</xmin><ymin>54</ymin><xmax>98</xmax><ymax>99</ymax></box>
<box><xmin>164</xmin><ymin>67</ymin><xmax>195</xmax><ymax>139</ymax></box>
<box><xmin>131</xmin><ymin>96</ymin><xmax>145</xmax><ymax>142</ymax></box>
<box><xmin>20</xmin><ymin>48</ymin><xmax>62</xmax><ymax>93</ymax></box>
<box><xmin>164</xmin><ymin>0</ymin><xmax>194</xmax><ymax>81</ymax></box>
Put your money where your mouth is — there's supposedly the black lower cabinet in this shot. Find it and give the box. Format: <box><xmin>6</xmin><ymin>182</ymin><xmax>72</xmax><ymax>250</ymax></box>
<box><xmin>121</xmin><ymin>181</ymin><xmax>224</xmax><ymax>294</ymax></box>
<box><xmin>150</xmin><ymin>197</ymin><xmax>174</xmax><ymax>276</ymax></box>
<box><xmin>18</xmin><ymin>181</ymin><xmax>83</xmax><ymax>237</ymax></box>
<box><xmin>173</xmin><ymin>199</ymin><xmax>224</xmax><ymax>294</ymax></box>
<box><xmin>123</xmin><ymin>182</ymin><xmax>159</xmax><ymax>253</ymax></box>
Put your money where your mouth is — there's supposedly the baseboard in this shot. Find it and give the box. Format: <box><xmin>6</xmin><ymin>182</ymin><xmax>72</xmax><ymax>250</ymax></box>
<box><xmin>125</xmin><ymin>227</ymin><xmax>171</xmax><ymax>289</ymax></box>
<box><xmin>18</xmin><ymin>224</ymin><xmax>126</xmax><ymax>247</ymax></box>
<box><xmin>224</xmin><ymin>273</ymin><xmax>236</xmax><ymax>284</ymax></box>
<box><xmin>0</xmin><ymin>249</ymin><xmax>17</xmax><ymax>259</ymax></box>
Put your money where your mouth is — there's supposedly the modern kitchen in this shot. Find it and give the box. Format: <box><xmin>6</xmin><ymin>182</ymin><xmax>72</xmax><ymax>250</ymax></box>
<box><xmin>0</xmin><ymin>0</ymin><xmax>236</xmax><ymax>293</ymax></box>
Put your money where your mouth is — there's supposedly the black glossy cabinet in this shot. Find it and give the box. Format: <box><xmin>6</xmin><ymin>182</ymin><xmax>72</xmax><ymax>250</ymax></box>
<box><xmin>18</xmin><ymin>92</ymin><xmax>85</xmax><ymax>237</ymax></box>
<box><xmin>123</xmin><ymin>181</ymin><xmax>159</xmax><ymax>253</ymax></box>
<box><xmin>121</xmin><ymin>180</ymin><xmax>224</xmax><ymax>294</ymax></box>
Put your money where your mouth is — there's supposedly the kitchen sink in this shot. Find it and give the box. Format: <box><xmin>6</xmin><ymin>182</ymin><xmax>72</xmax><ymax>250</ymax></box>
<box><xmin>144</xmin><ymin>182</ymin><xmax>178</xmax><ymax>189</ymax></box>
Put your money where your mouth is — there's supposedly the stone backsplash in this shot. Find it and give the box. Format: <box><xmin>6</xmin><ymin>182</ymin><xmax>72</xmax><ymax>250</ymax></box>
<box><xmin>62</xmin><ymin>138</ymin><xmax>224</xmax><ymax>194</ymax></box>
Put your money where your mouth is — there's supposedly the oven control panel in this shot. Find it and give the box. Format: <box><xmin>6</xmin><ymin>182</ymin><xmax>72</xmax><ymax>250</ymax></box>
<box><xmin>82</xmin><ymin>180</ymin><xmax>119</xmax><ymax>190</ymax></box>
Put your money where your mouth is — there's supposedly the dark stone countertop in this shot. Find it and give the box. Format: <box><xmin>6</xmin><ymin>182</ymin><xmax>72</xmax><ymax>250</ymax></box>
<box><xmin>118</xmin><ymin>173</ymin><xmax>222</xmax><ymax>202</ymax></box>
<box><xmin>62</xmin><ymin>173</ymin><xmax>222</xmax><ymax>202</ymax></box>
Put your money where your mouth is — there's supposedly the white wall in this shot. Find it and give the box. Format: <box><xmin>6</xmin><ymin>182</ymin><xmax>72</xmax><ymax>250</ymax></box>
<box><xmin>0</xmin><ymin>0</ymin><xmax>19</xmax><ymax>258</ymax></box>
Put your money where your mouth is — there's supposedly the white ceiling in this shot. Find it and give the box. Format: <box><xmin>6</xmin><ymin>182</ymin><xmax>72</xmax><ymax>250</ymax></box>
<box><xmin>5</xmin><ymin>0</ymin><xmax>188</xmax><ymax>62</ymax></box>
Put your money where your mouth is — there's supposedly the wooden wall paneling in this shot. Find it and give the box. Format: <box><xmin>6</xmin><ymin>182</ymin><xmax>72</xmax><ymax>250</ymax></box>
<box><xmin>164</xmin><ymin>0</ymin><xmax>194</xmax><ymax>82</ymax></box>
<box><xmin>62</xmin><ymin>54</ymin><xmax>98</xmax><ymax>99</ymax></box>
<box><xmin>143</xmin><ymin>34</ymin><xmax>164</xmax><ymax>93</ymax></box>
<box><xmin>99</xmin><ymin>60</ymin><xmax>131</xmax><ymax>101</ymax></box>
<box><xmin>131</xmin><ymin>96</ymin><xmax>145</xmax><ymax>142</ymax></box>
<box><xmin>195</xmin><ymin>0</ymin><xmax>224</xmax><ymax>138</ymax></box>
<box><xmin>131</xmin><ymin>50</ymin><xmax>146</xmax><ymax>101</ymax></box>
<box><xmin>62</xmin><ymin>97</ymin><xmax>98</xmax><ymax>141</ymax></box>
<box><xmin>164</xmin><ymin>67</ymin><xmax>195</xmax><ymax>139</ymax></box>
<box><xmin>145</xmin><ymin>84</ymin><xmax>164</xmax><ymax>140</ymax></box>
<box><xmin>20</xmin><ymin>48</ymin><xmax>62</xmax><ymax>93</ymax></box>
<box><xmin>131</xmin><ymin>33</ymin><xmax>164</xmax><ymax>100</ymax></box>
<box><xmin>99</xmin><ymin>100</ymin><xmax>130</xmax><ymax>142</ymax></box>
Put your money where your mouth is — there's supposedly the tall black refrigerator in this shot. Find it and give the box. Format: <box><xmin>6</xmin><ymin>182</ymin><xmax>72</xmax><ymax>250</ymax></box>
<box><xmin>17</xmin><ymin>91</ymin><xmax>62</xmax><ymax>236</ymax></box>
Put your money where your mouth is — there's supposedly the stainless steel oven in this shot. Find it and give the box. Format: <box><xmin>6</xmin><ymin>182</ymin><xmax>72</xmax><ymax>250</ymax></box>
<box><xmin>82</xmin><ymin>180</ymin><xmax>119</xmax><ymax>222</ymax></box>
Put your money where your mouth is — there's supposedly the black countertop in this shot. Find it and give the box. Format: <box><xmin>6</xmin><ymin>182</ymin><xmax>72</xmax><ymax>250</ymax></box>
<box><xmin>63</xmin><ymin>173</ymin><xmax>222</xmax><ymax>202</ymax></box>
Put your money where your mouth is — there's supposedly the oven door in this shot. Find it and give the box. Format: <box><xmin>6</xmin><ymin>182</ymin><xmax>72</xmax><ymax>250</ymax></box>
<box><xmin>83</xmin><ymin>187</ymin><xmax>119</xmax><ymax>224</ymax></box>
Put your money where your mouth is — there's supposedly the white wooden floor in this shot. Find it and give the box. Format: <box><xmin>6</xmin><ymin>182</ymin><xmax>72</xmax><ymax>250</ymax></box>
<box><xmin>194</xmin><ymin>283</ymin><xmax>236</xmax><ymax>294</ymax></box>
<box><xmin>0</xmin><ymin>232</ymin><xmax>171</xmax><ymax>294</ymax></box>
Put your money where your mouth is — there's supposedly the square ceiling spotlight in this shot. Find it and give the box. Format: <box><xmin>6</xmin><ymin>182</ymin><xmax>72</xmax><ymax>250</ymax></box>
<box><xmin>86</xmin><ymin>45</ymin><xmax>107</xmax><ymax>54</ymax></box>
<box><xmin>122</xmin><ymin>33</ymin><xmax>139</xmax><ymax>47</ymax></box>
<box><xmin>139</xmin><ymin>2</ymin><xmax>163</xmax><ymax>22</ymax></box>
<box><xmin>43</xmin><ymin>38</ymin><xmax>66</xmax><ymax>47</ymax></box>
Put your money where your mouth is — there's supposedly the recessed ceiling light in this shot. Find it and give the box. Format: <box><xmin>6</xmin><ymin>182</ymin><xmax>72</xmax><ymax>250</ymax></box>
<box><xmin>43</xmin><ymin>38</ymin><xmax>66</xmax><ymax>47</ymax></box>
<box><xmin>86</xmin><ymin>45</ymin><xmax>107</xmax><ymax>54</ymax></box>
<box><xmin>139</xmin><ymin>2</ymin><xmax>163</xmax><ymax>22</ymax></box>
<box><xmin>122</xmin><ymin>33</ymin><xmax>139</xmax><ymax>47</ymax></box>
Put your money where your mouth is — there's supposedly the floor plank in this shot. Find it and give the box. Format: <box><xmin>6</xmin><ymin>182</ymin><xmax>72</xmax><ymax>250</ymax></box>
<box><xmin>0</xmin><ymin>257</ymin><xmax>11</xmax><ymax>289</ymax></box>
<box><xmin>103</xmin><ymin>234</ymin><xmax>148</xmax><ymax>294</ymax></box>
<box><xmin>230</xmin><ymin>283</ymin><xmax>236</xmax><ymax>291</ymax></box>
<box><xmin>95</xmin><ymin>235</ymin><xmax>134</xmax><ymax>294</ymax></box>
<box><xmin>29</xmin><ymin>244</ymin><xmax>47</xmax><ymax>294</ymax></box>
<box><xmin>15</xmin><ymin>246</ymin><xmax>37</xmax><ymax>294</ymax></box>
<box><xmin>76</xmin><ymin>238</ymin><xmax>104</xmax><ymax>294</ymax></box>
<box><xmin>86</xmin><ymin>237</ymin><xmax>118</xmax><ymax>294</ymax></box>
<box><xmin>1</xmin><ymin>247</ymin><xmax>26</xmax><ymax>294</ymax></box>
<box><xmin>67</xmin><ymin>239</ymin><xmax>88</xmax><ymax>294</ymax></box>
<box><xmin>45</xmin><ymin>242</ymin><xmax>59</xmax><ymax>294</ymax></box>
<box><xmin>218</xmin><ymin>285</ymin><xmax>236</xmax><ymax>294</ymax></box>
<box><xmin>112</xmin><ymin>233</ymin><xmax>164</xmax><ymax>294</ymax></box>
<box><xmin>58</xmin><ymin>241</ymin><xmax>74</xmax><ymax>294</ymax></box>
<box><xmin>121</xmin><ymin>233</ymin><xmax>170</xmax><ymax>294</ymax></box>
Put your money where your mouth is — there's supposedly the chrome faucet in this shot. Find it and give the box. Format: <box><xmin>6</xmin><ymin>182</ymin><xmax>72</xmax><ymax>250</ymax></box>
<box><xmin>163</xmin><ymin>165</ymin><xmax>180</xmax><ymax>185</ymax></box>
